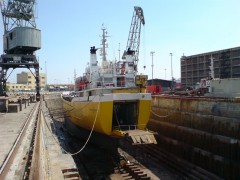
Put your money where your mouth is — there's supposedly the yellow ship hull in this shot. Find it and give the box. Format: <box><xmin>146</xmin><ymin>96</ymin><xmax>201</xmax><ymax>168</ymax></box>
<box><xmin>62</xmin><ymin>92</ymin><xmax>152</xmax><ymax>137</ymax></box>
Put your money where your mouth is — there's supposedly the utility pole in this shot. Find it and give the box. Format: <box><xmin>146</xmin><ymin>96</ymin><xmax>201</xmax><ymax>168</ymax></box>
<box><xmin>74</xmin><ymin>69</ymin><xmax>76</xmax><ymax>91</ymax></box>
<box><xmin>170</xmin><ymin>53</ymin><xmax>173</xmax><ymax>90</ymax></box>
<box><xmin>45</xmin><ymin>61</ymin><xmax>47</xmax><ymax>90</ymax></box>
<box><xmin>164</xmin><ymin>68</ymin><xmax>166</xmax><ymax>80</ymax></box>
<box><xmin>150</xmin><ymin>51</ymin><xmax>155</xmax><ymax>86</ymax></box>
<box><xmin>209</xmin><ymin>54</ymin><xmax>215</xmax><ymax>79</ymax></box>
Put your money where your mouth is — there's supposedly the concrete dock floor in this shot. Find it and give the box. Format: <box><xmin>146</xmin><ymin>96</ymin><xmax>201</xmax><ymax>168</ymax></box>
<box><xmin>40</xmin><ymin>98</ymin><xmax>78</xmax><ymax>179</ymax></box>
<box><xmin>0</xmin><ymin>99</ymin><xmax>78</xmax><ymax>180</ymax></box>
<box><xmin>0</xmin><ymin>103</ymin><xmax>35</xmax><ymax>167</ymax></box>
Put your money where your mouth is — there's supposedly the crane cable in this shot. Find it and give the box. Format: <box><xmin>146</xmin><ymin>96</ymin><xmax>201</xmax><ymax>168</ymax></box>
<box><xmin>40</xmin><ymin>95</ymin><xmax>101</xmax><ymax>156</ymax></box>
<box><xmin>143</xmin><ymin>25</ymin><xmax>146</xmax><ymax>70</ymax></box>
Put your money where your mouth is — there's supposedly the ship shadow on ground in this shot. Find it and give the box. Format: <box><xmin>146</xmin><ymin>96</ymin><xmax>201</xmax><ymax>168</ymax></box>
<box><xmin>60</xmin><ymin>116</ymin><xmax>120</xmax><ymax>179</ymax></box>
<box><xmin>44</xmin><ymin>97</ymin><xmax>122</xmax><ymax>179</ymax></box>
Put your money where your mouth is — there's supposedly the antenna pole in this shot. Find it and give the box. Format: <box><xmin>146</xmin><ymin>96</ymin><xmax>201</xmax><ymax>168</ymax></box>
<box><xmin>170</xmin><ymin>53</ymin><xmax>173</xmax><ymax>90</ymax></box>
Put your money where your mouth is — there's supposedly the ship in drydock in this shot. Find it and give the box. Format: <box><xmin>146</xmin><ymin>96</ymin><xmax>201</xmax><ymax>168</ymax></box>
<box><xmin>62</xmin><ymin>28</ymin><xmax>156</xmax><ymax>144</ymax></box>
<box><xmin>62</xmin><ymin>7</ymin><xmax>156</xmax><ymax>144</ymax></box>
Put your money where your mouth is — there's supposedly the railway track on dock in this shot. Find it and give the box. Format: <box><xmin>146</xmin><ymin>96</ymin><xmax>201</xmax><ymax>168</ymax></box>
<box><xmin>23</xmin><ymin>101</ymin><xmax>42</xmax><ymax>180</ymax></box>
<box><xmin>136</xmin><ymin>144</ymin><xmax>223</xmax><ymax>180</ymax></box>
<box><xmin>0</xmin><ymin>102</ymin><xmax>39</xmax><ymax>180</ymax></box>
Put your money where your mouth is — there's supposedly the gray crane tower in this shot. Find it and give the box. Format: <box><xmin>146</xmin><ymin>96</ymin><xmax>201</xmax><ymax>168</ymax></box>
<box><xmin>0</xmin><ymin>0</ymin><xmax>41</xmax><ymax>101</ymax></box>
<box><xmin>123</xmin><ymin>6</ymin><xmax>145</xmax><ymax>73</ymax></box>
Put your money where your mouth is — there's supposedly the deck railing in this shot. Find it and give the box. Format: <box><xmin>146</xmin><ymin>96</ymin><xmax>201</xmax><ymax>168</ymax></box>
<box><xmin>113</xmin><ymin>124</ymin><xmax>146</xmax><ymax>131</ymax></box>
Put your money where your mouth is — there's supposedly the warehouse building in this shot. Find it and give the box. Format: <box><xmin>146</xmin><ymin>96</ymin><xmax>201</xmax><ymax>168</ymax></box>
<box><xmin>181</xmin><ymin>46</ymin><xmax>240</xmax><ymax>88</ymax></box>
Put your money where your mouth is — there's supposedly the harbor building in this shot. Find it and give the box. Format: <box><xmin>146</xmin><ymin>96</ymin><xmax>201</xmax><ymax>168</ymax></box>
<box><xmin>147</xmin><ymin>79</ymin><xmax>174</xmax><ymax>91</ymax></box>
<box><xmin>181</xmin><ymin>46</ymin><xmax>240</xmax><ymax>88</ymax></box>
<box><xmin>7</xmin><ymin>72</ymin><xmax>46</xmax><ymax>92</ymax></box>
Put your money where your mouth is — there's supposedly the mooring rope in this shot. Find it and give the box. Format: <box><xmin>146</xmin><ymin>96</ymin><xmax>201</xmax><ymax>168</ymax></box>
<box><xmin>151</xmin><ymin>109</ymin><xmax>168</xmax><ymax>118</ymax></box>
<box><xmin>41</xmin><ymin>94</ymin><xmax>101</xmax><ymax>156</ymax></box>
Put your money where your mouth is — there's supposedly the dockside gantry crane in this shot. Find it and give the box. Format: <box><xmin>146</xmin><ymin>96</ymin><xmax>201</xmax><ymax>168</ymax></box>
<box><xmin>0</xmin><ymin>0</ymin><xmax>41</xmax><ymax>101</ymax></box>
<box><xmin>123</xmin><ymin>6</ymin><xmax>145</xmax><ymax>73</ymax></box>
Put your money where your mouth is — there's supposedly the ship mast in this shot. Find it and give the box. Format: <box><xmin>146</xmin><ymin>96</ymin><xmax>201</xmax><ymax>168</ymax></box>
<box><xmin>100</xmin><ymin>25</ymin><xmax>109</xmax><ymax>69</ymax></box>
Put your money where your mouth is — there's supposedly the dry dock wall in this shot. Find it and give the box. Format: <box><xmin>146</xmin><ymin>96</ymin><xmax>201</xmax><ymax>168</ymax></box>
<box><xmin>148</xmin><ymin>96</ymin><xmax>240</xmax><ymax>179</ymax></box>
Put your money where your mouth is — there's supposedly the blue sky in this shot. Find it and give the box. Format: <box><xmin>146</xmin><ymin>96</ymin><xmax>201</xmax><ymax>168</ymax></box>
<box><xmin>1</xmin><ymin>0</ymin><xmax>240</xmax><ymax>84</ymax></box>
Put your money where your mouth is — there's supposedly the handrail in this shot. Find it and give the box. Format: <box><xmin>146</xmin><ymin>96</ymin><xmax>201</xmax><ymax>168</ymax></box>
<box><xmin>113</xmin><ymin>124</ymin><xmax>146</xmax><ymax>131</ymax></box>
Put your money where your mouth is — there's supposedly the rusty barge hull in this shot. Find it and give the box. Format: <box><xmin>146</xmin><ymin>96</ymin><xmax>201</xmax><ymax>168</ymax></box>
<box><xmin>149</xmin><ymin>95</ymin><xmax>240</xmax><ymax>179</ymax></box>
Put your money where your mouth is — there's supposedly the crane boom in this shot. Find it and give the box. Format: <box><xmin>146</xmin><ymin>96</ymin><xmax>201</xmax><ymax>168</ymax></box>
<box><xmin>123</xmin><ymin>6</ymin><xmax>145</xmax><ymax>72</ymax></box>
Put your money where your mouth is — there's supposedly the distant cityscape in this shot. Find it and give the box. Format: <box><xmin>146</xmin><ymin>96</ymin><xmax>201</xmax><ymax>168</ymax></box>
<box><xmin>6</xmin><ymin>71</ymin><xmax>74</xmax><ymax>92</ymax></box>
<box><xmin>5</xmin><ymin>46</ymin><xmax>240</xmax><ymax>94</ymax></box>
<box><xmin>7</xmin><ymin>72</ymin><xmax>46</xmax><ymax>92</ymax></box>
